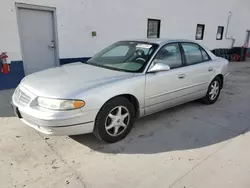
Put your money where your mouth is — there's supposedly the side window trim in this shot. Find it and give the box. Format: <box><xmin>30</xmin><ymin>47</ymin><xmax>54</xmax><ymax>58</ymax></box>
<box><xmin>199</xmin><ymin>46</ymin><xmax>212</xmax><ymax>62</ymax></box>
<box><xmin>180</xmin><ymin>42</ymin><xmax>211</xmax><ymax>66</ymax></box>
<box><xmin>179</xmin><ymin>42</ymin><xmax>187</xmax><ymax>65</ymax></box>
<box><xmin>150</xmin><ymin>42</ymin><xmax>185</xmax><ymax>70</ymax></box>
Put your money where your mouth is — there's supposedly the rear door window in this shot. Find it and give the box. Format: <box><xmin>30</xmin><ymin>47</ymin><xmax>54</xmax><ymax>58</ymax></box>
<box><xmin>181</xmin><ymin>43</ymin><xmax>203</xmax><ymax>65</ymax></box>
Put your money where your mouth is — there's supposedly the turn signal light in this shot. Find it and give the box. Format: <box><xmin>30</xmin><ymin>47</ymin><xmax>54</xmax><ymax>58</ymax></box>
<box><xmin>73</xmin><ymin>100</ymin><xmax>85</xmax><ymax>108</ymax></box>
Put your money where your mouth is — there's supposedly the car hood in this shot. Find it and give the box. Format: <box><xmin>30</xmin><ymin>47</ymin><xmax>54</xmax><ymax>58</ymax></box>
<box><xmin>20</xmin><ymin>62</ymin><xmax>134</xmax><ymax>98</ymax></box>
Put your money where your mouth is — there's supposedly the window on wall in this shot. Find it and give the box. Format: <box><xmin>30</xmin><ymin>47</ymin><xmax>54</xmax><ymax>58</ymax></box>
<box><xmin>147</xmin><ymin>19</ymin><xmax>161</xmax><ymax>38</ymax></box>
<box><xmin>216</xmin><ymin>26</ymin><xmax>224</xmax><ymax>40</ymax></box>
<box><xmin>195</xmin><ymin>24</ymin><xmax>205</xmax><ymax>40</ymax></box>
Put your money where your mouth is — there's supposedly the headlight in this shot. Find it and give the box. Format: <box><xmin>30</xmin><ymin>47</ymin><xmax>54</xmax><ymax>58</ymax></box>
<box><xmin>37</xmin><ymin>97</ymin><xmax>85</xmax><ymax>110</ymax></box>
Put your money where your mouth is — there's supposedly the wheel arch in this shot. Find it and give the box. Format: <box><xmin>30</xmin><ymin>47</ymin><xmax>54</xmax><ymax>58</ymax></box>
<box><xmin>216</xmin><ymin>74</ymin><xmax>224</xmax><ymax>88</ymax></box>
<box><xmin>98</xmin><ymin>94</ymin><xmax>140</xmax><ymax>119</ymax></box>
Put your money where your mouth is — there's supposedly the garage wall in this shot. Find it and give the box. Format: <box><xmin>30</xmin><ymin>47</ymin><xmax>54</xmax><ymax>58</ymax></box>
<box><xmin>0</xmin><ymin>0</ymin><xmax>250</xmax><ymax>89</ymax></box>
<box><xmin>1</xmin><ymin>0</ymin><xmax>250</xmax><ymax>60</ymax></box>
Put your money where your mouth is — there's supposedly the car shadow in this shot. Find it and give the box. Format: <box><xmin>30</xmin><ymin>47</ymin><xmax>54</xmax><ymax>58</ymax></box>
<box><xmin>71</xmin><ymin>100</ymin><xmax>248</xmax><ymax>154</ymax></box>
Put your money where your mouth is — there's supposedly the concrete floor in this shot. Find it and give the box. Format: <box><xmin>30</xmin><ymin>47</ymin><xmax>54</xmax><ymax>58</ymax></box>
<box><xmin>1</xmin><ymin>61</ymin><xmax>250</xmax><ymax>188</ymax></box>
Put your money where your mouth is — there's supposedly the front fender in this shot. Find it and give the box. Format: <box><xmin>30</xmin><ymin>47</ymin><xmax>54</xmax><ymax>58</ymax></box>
<box><xmin>77</xmin><ymin>74</ymin><xmax>146</xmax><ymax>113</ymax></box>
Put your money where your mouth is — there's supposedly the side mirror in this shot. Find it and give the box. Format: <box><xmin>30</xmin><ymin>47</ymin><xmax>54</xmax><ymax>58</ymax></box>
<box><xmin>148</xmin><ymin>62</ymin><xmax>170</xmax><ymax>73</ymax></box>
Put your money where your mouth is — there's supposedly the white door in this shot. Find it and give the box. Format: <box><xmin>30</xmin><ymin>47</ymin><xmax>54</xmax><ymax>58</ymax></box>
<box><xmin>145</xmin><ymin>43</ymin><xmax>188</xmax><ymax>115</ymax></box>
<box><xmin>18</xmin><ymin>8</ymin><xmax>57</xmax><ymax>75</ymax></box>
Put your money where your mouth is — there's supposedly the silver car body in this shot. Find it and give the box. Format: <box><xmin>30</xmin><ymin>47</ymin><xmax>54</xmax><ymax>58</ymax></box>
<box><xmin>12</xmin><ymin>39</ymin><xmax>229</xmax><ymax>135</ymax></box>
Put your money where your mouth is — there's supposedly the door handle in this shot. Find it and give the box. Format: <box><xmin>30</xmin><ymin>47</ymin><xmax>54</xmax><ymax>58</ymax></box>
<box><xmin>48</xmin><ymin>41</ymin><xmax>55</xmax><ymax>49</ymax></box>
<box><xmin>208</xmin><ymin>67</ymin><xmax>214</xmax><ymax>72</ymax></box>
<box><xmin>48</xmin><ymin>44</ymin><xmax>55</xmax><ymax>49</ymax></box>
<box><xmin>178</xmin><ymin>74</ymin><xmax>186</xmax><ymax>79</ymax></box>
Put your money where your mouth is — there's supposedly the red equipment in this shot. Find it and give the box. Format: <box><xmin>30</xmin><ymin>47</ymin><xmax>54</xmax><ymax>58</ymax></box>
<box><xmin>1</xmin><ymin>52</ymin><xmax>10</xmax><ymax>74</ymax></box>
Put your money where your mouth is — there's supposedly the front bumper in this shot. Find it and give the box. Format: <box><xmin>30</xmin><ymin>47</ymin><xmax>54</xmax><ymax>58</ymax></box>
<box><xmin>12</xmin><ymin>86</ymin><xmax>98</xmax><ymax>136</ymax></box>
<box><xmin>20</xmin><ymin>118</ymin><xmax>95</xmax><ymax>136</ymax></box>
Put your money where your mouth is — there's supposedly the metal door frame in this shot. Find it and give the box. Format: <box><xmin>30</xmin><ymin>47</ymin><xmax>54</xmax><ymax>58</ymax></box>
<box><xmin>244</xmin><ymin>30</ymin><xmax>250</xmax><ymax>47</ymax></box>
<box><xmin>16</xmin><ymin>3</ymin><xmax>60</xmax><ymax>75</ymax></box>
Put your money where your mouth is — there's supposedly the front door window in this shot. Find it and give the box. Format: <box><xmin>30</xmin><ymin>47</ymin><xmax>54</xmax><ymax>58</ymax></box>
<box><xmin>153</xmin><ymin>43</ymin><xmax>183</xmax><ymax>69</ymax></box>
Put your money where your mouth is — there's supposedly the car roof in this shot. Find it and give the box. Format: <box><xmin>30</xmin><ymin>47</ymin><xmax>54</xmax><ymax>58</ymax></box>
<box><xmin>123</xmin><ymin>38</ymin><xmax>196</xmax><ymax>45</ymax></box>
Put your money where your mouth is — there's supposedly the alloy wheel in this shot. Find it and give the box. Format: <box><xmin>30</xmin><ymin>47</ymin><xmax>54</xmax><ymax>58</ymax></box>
<box><xmin>209</xmin><ymin>80</ymin><xmax>220</xmax><ymax>100</ymax></box>
<box><xmin>105</xmin><ymin>106</ymin><xmax>130</xmax><ymax>137</ymax></box>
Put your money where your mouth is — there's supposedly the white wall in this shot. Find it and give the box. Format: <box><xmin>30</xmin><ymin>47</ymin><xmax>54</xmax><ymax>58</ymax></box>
<box><xmin>1</xmin><ymin>0</ymin><xmax>250</xmax><ymax>62</ymax></box>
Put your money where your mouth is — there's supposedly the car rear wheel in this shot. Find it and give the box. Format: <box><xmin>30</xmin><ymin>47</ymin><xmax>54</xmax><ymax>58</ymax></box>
<box><xmin>94</xmin><ymin>97</ymin><xmax>135</xmax><ymax>143</ymax></box>
<box><xmin>202</xmin><ymin>77</ymin><xmax>222</xmax><ymax>104</ymax></box>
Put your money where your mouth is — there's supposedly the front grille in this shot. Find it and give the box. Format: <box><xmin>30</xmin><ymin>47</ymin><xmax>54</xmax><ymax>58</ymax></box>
<box><xmin>14</xmin><ymin>87</ymin><xmax>32</xmax><ymax>105</ymax></box>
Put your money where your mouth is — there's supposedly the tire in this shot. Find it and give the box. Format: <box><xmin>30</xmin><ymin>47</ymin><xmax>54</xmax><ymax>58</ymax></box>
<box><xmin>94</xmin><ymin>97</ymin><xmax>135</xmax><ymax>143</ymax></box>
<box><xmin>202</xmin><ymin>77</ymin><xmax>222</xmax><ymax>105</ymax></box>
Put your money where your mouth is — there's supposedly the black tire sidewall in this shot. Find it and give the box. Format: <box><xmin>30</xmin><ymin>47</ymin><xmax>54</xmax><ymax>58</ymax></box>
<box><xmin>94</xmin><ymin>97</ymin><xmax>135</xmax><ymax>143</ymax></box>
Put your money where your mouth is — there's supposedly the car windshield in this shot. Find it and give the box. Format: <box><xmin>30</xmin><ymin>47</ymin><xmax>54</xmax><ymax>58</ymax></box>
<box><xmin>86</xmin><ymin>41</ymin><xmax>158</xmax><ymax>72</ymax></box>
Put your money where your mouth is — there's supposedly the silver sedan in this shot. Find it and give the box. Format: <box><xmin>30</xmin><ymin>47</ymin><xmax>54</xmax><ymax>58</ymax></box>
<box><xmin>12</xmin><ymin>39</ymin><xmax>229</xmax><ymax>143</ymax></box>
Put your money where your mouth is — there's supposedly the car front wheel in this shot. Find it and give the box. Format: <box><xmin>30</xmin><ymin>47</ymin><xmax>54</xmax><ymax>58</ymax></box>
<box><xmin>94</xmin><ymin>97</ymin><xmax>135</xmax><ymax>143</ymax></box>
<box><xmin>202</xmin><ymin>77</ymin><xmax>222</xmax><ymax>104</ymax></box>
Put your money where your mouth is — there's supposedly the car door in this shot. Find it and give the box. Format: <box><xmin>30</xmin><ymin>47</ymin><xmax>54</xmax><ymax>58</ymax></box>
<box><xmin>179</xmin><ymin>42</ymin><xmax>215</xmax><ymax>100</ymax></box>
<box><xmin>145</xmin><ymin>43</ymin><xmax>189</xmax><ymax>115</ymax></box>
